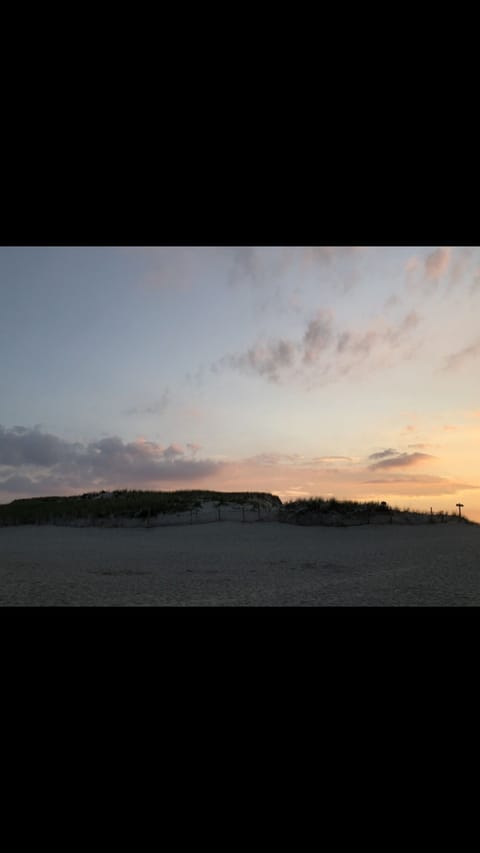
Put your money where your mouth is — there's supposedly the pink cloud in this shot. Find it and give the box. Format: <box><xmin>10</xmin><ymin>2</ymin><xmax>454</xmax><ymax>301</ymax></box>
<box><xmin>405</xmin><ymin>256</ymin><xmax>420</xmax><ymax>274</ymax></box>
<box><xmin>425</xmin><ymin>247</ymin><xmax>452</xmax><ymax>280</ymax></box>
<box><xmin>362</xmin><ymin>474</ymin><xmax>479</xmax><ymax>497</ymax></box>
<box><xmin>368</xmin><ymin>452</ymin><xmax>436</xmax><ymax>470</ymax></box>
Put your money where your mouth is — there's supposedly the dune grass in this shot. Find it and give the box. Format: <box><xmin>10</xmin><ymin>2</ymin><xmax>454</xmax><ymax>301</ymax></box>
<box><xmin>0</xmin><ymin>489</ymin><xmax>282</xmax><ymax>526</ymax></box>
<box><xmin>0</xmin><ymin>490</ymin><xmax>472</xmax><ymax>527</ymax></box>
<box><xmin>281</xmin><ymin>496</ymin><xmax>471</xmax><ymax>524</ymax></box>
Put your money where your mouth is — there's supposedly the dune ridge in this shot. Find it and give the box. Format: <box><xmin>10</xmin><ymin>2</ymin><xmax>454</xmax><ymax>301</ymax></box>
<box><xmin>0</xmin><ymin>490</ymin><xmax>475</xmax><ymax>528</ymax></box>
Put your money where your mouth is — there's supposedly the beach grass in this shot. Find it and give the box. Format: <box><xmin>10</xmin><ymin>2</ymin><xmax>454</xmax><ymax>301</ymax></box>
<box><xmin>0</xmin><ymin>489</ymin><xmax>281</xmax><ymax>526</ymax></box>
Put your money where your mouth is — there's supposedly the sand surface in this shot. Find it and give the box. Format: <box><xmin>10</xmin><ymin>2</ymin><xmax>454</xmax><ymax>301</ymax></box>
<box><xmin>1</xmin><ymin>521</ymin><xmax>480</xmax><ymax>606</ymax></box>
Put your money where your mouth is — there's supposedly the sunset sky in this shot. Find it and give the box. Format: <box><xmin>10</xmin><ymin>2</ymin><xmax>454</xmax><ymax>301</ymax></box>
<box><xmin>1</xmin><ymin>246</ymin><xmax>479</xmax><ymax>520</ymax></box>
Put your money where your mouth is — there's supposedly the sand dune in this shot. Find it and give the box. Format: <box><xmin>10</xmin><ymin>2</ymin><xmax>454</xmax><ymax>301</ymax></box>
<box><xmin>1</xmin><ymin>521</ymin><xmax>480</xmax><ymax>606</ymax></box>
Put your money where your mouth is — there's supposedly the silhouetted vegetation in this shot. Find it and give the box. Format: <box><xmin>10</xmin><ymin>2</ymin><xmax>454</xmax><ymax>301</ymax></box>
<box><xmin>0</xmin><ymin>490</ymin><xmax>473</xmax><ymax>527</ymax></box>
<box><xmin>0</xmin><ymin>490</ymin><xmax>281</xmax><ymax>526</ymax></box>
<box><xmin>279</xmin><ymin>497</ymin><xmax>473</xmax><ymax>525</ymax></box>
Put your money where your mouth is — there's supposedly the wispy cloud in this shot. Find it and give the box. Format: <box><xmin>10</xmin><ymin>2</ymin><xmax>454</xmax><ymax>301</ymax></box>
<box><xmin>226</xmin><ymin>247</ymin><xmax>294</xmax><ymax>286</ymax></box>
<box><xmin>312</xmin><ymin>456</ymin><xmax>354</xmax><ymax>464</ymax></box>
<box><xmin>449</xmin><ymin>247</ymin><xmax>474</xmax><ymax>288</ymax></box>
<box><xmin>186</xmin><ymin>442</ymin><xmax>202</xmax><ymax>454</ymax></box>
<box><xmin>155</xmin><ymin>450</ymin><xmax>477</xmax><ymax>503</ymax></box>
<box><xmin>229</xmin><ymin>247</ymin><xmax>362</xmax><ymax>285</ymax></box>
<box><xmin>140</xmin><ymin>247</ymin><xmax>366</xmax><ymax>294</ymax></box>
<box><xmin>405</xmin><ymin>247</ymin><xmax>480</xmax><ymax>300</ymax></box>
<box><xmin>406</xmin><ymin>247</ymin><xmax>453</xmax><ymax>294</ymax></box>
<box><xmin>362</xmin><ymin>474</ymin><xmax>478</xmax><ymax>497</ymax></box>
<box><xmin>123</xmin><ymin>389</ymin><xmax>171</xmax><ymax>416</ymax></box>
<box><xmin>407</xmin><ymin>443</ymin><xmax>437</xmax><ymax>450</ymax></box>
<box><xmin>384</xmin><ymin>293</ymin><xmax>401</xmax><ymax>311</ymax></box>
<box><xmin>303</xmin><ymin>311</ymin><xmax>334</xmax><ymax>364</ymax></box>
<box><xmin>368</xmin><ymin>451</ymin><xmax>435</xmax><ymax>470</ymax></box>
<box><xmin>141</xmin><ymin>247</ymin><xmax>223</xmax><ymax>292</ymax></box>
<box><xmin>368</xmin><ymin>448</ymin><xmax>400</xmax><ymax>460</ymax></box>
<box><xmin>425</xmin><ymin>247</ymin><xmax>452</xmax><ymax>280</ymax></box>
<box><xmin>222</xmin><ymin>338</ymin><xmax>297</xmax><ymax>383</ymax></box>
<box><xmin>470</xmin><ymin>267</ymin><xmax>480</xmax><ymax>294</ymax></box>
<box><xmin>247</xmin><ymin>452</ymin><xmax>304</xmax><ymax>467</ymax></box>
<box><xmin>443</xmin><ymin>337</ymin><xmax>480</xmax><ymax>372</ymax></box>
<box><xmin>300</xmin><ymin>246</ymin><xmax>363</xmax><ymax>267</ymax></box>
<box><xmin>217</xmin><ymin>308</ymin><xmax>422</xmax><ymax>386</ymax></box>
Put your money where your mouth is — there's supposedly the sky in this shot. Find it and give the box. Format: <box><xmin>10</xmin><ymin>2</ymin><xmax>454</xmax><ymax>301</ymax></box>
<box><xmin>1</xmin><ymin>245</ymin><xmax>480</xmax><ymax>520</ymax></box>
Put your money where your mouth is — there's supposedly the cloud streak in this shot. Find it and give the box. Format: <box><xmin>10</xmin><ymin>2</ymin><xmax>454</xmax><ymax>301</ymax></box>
<box><xmin>443</xmin><ymin>337</ymin><xmax>480</xmax><ymax>372</ymax></box>
<box><xmin>222</xmin><ymin>338</ymin><xmax>297</xmax><ymax>383</ymax></box>
<box><xmin>303</xmin><ymin>311</ymin><xmax>334</xmax><ymax>364</ymax></box>
<box><xmin>123</xmin><ymin>389</ymin><xmax>171</xmax><ymax>416</ymax></box>
<box><xmin>217</xmin><ymin>308</ymin><xmax>421</xmax><ymax>385</ymax></box>
<box><xmin>140</xmin><ymin>247</ymin><xmax>366</xmax><ymax>294</ymax></box>
<box><xmin>368</xmin><ymin>451</ymin><xmax>435</xmax><ymax>470</ymax></box>
<box><xmin>228</xmin><ymin>247</ymin><xmax>363</xmax><ymax>285</ymax></box>
<box><xmin>362</xmin><ymin>474</ymin><xmax>478</xmax><ymax>497</ymax></box>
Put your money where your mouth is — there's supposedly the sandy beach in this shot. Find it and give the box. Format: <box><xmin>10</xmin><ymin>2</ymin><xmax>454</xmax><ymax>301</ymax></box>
<box><xmin>1</xmin><ymin>521</ymin><xmax>480</xmax><ymax>606</ymax></box>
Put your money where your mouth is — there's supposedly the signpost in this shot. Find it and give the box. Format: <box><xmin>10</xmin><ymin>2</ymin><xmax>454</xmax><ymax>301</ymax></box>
<box><xmin>456</xmin><ymin>503</ymin><xmax>464</xmax><ymax>519</ymax></box>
